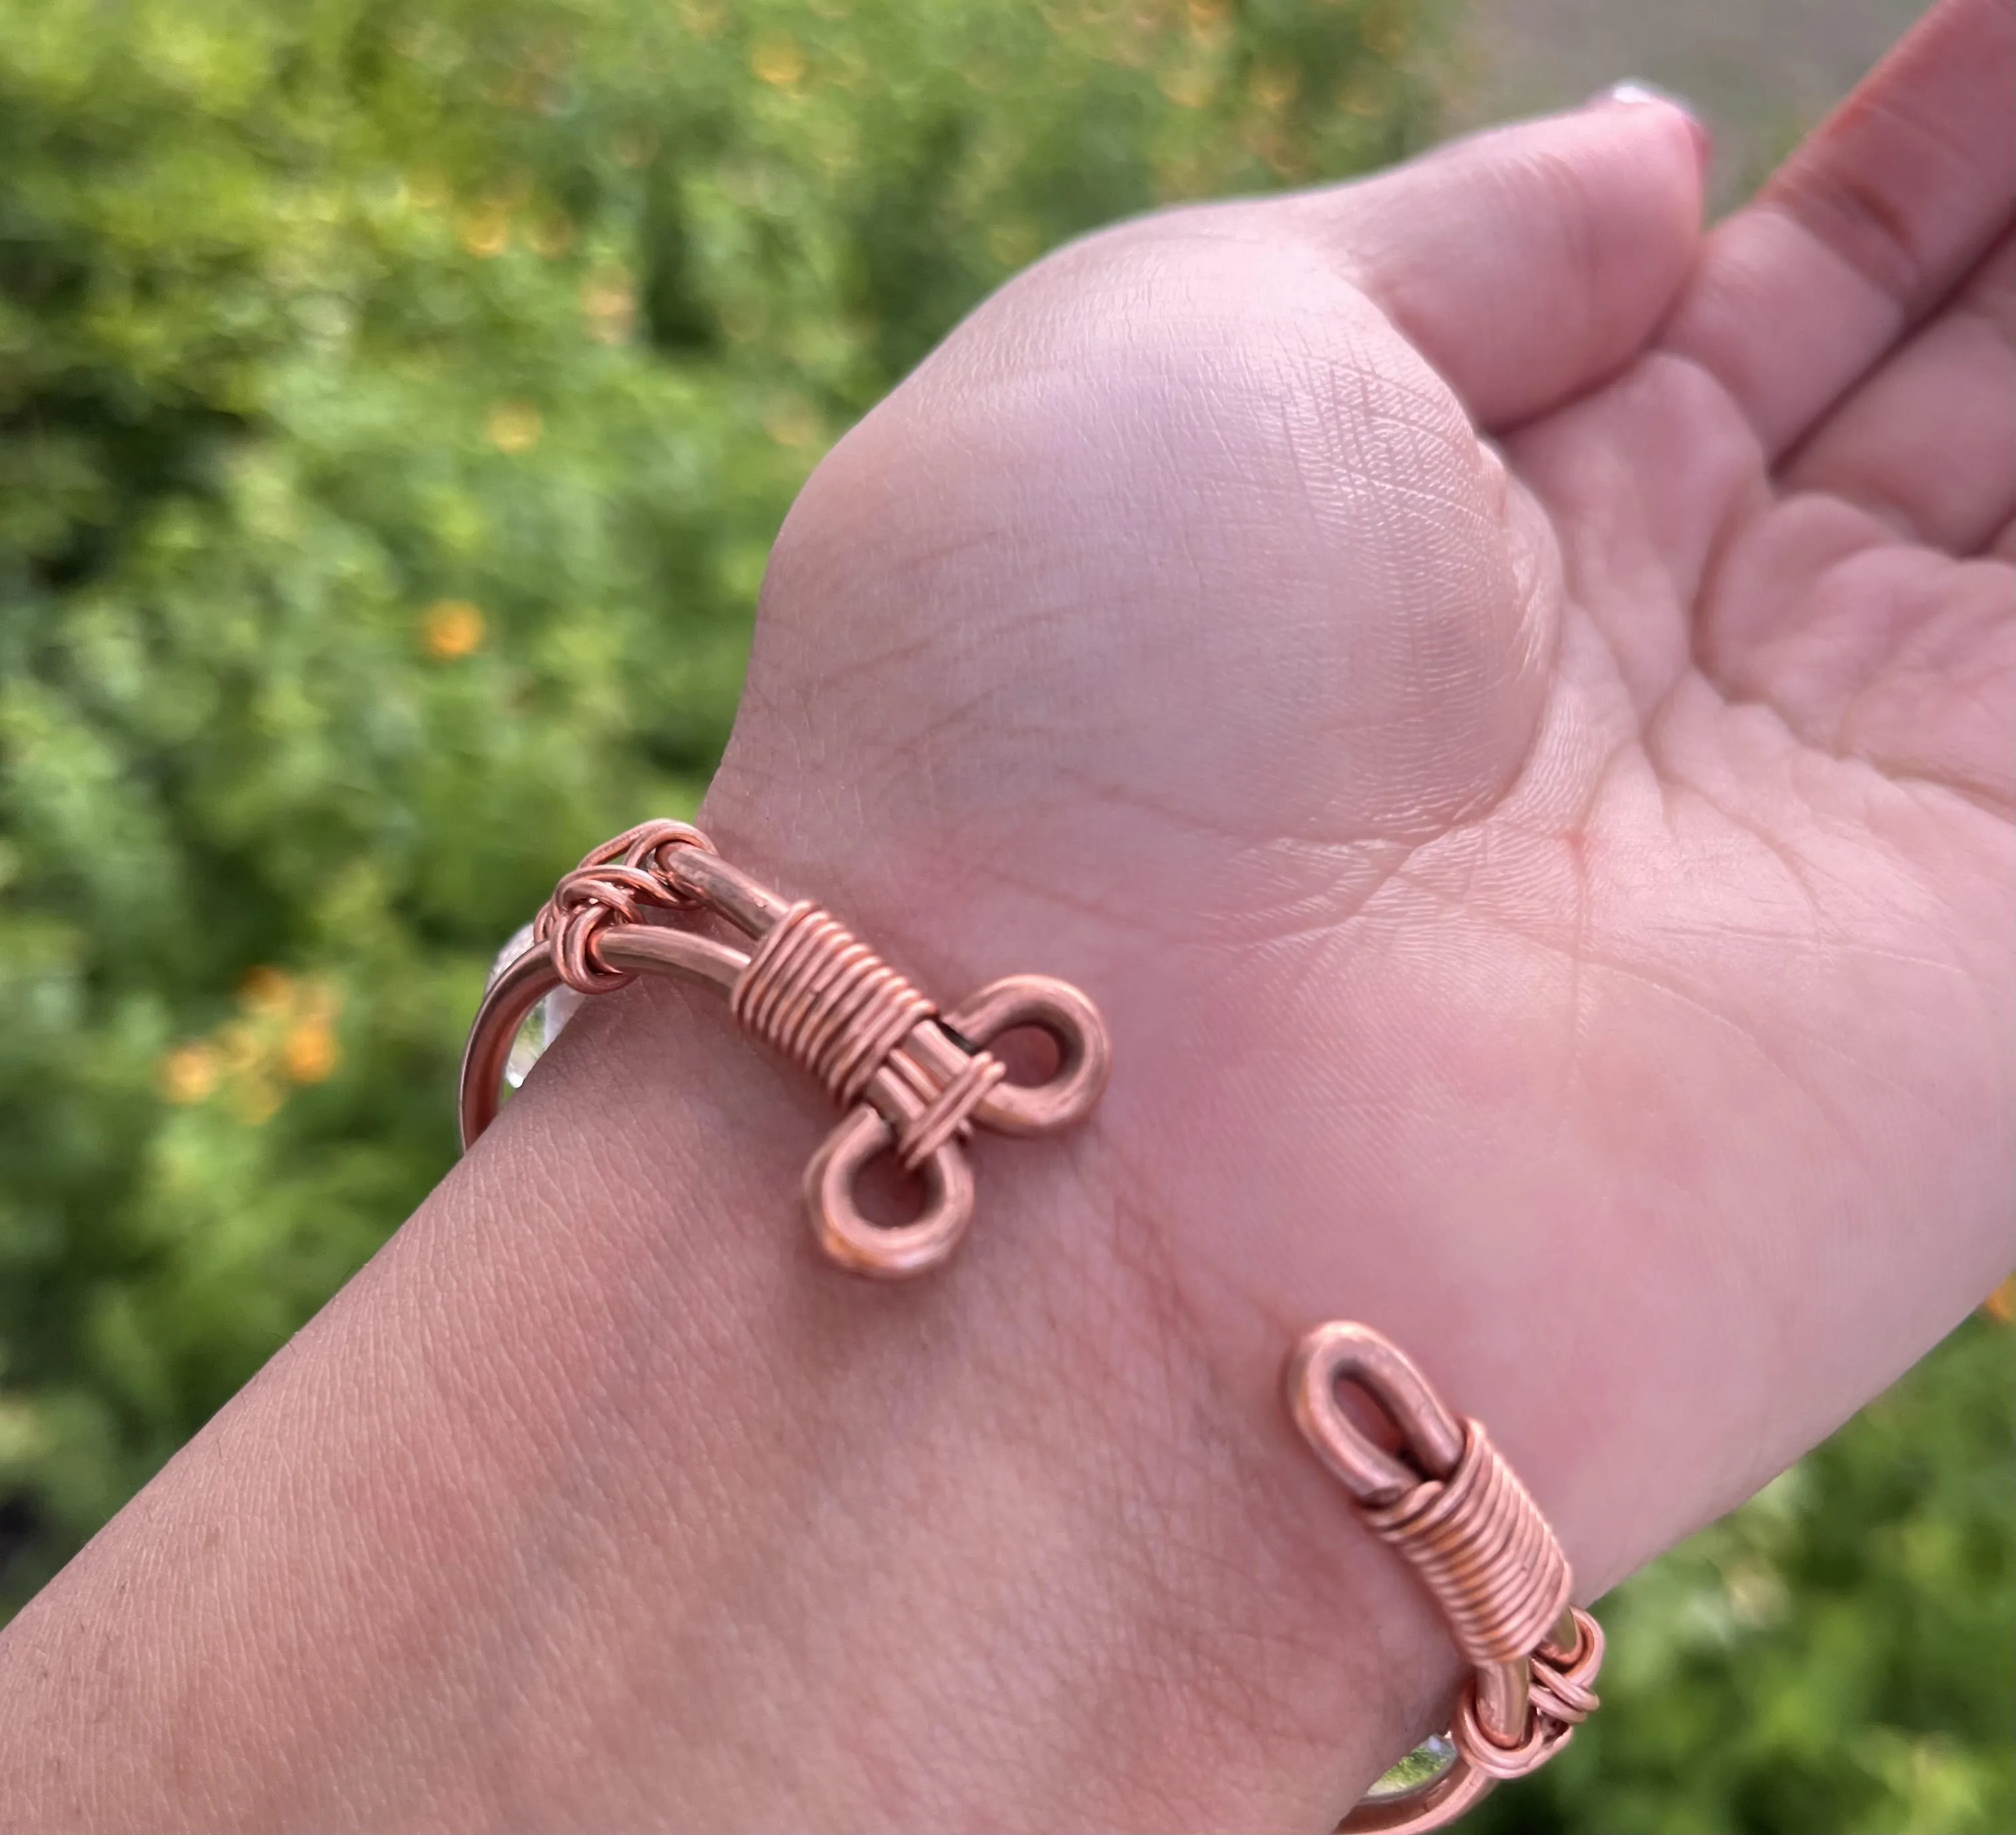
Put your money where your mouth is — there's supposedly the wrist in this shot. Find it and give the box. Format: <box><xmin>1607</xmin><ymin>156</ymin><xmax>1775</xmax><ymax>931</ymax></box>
<box><xmin>0</xmin><ymin>890</ymin><xmax>1454</xmax><ymax>1830</ymax></box>
<box><xmin>452</xmin><ymin>964</ymin><xmax>1462</xmax><ymax>1828</ymax></box>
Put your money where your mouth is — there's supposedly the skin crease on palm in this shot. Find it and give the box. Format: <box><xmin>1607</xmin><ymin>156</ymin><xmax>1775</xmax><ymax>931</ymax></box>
<box><xmin>0</xmin><ymin>1</ymin><xmax>2009</xmax><ymax>1830</ymax></box>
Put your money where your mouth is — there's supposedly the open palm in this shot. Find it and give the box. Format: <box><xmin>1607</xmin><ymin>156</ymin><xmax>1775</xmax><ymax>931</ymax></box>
<box><xmin>708</xmin><ymin>0</ymin><xmax>2013</xmax><ymax>1610</ymax></box>
<box><xmin>3</xmin><ymin>7</ymin><xmax>2008</xmax><ymax>1830</ymax></box>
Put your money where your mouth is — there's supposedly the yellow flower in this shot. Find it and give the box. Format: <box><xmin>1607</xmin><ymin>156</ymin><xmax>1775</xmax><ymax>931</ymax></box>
<box><xmin>1186</xmin><ymin>0</ymin><xmax>1230</xmax><ymax>41</ymax></box>
<box><xmin>456</xmin><ymin>202</ymin><xmax>511</xmax><ymax>257</ymax></box>
<box><xmin>485</xmin><ymin>402</ymin><xmax>543</xmax><ymax>454</ymax></box>
<box><xmin>582</xmin><ymin>273</ymin><xmax>636</xmax><ymax>345</ymax></box>
<box><xmin>762</xmin><ymin>394</ymin><xmax>821</xmax><ymax>450</ymax></box>
<box><xmin>1986</xmin><ymin>1275</ymin><xmax>2015</xmax><ymax>1325</ymax></box>
<box><xmin>159</xmin><ymin>1043</ymin><xmax>220</xmax><ymax>1105</ymax></box>
<box><xmin>282</xmin><ymin>1018</ymin><xmax>339</xmax><ymax>1085</ymax></box>
<box><xmin>751</xmin><ymin>32</ymin><xmax>806</xmax><ymax>89</ymax></box>
<box><xmin>423</xmin><ymin>599</ymin><xmax>486</xmax><ymax>659</ymax></box>
<box><xmin>680</xmin><ymin>0</ymin><xmax>726</xmax><ymax>41</ymax></box>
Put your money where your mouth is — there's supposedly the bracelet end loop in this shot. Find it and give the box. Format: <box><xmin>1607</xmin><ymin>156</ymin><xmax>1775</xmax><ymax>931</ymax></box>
<box><xmin>1289</xmin><ymin>1321</ymin><xmax>1603</xmax><ymax>1835</ymax></box>
<box><xmin>459</xmin><ymin>820</ymin><xmax>1110</xmax><ymax>1281</ymax></box>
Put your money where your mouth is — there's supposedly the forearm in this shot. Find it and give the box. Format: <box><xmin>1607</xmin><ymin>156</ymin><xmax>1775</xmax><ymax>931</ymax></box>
<box><xmin>0</xmin><ymin>940</ymin><xmax>1449</xmax><ymax>1832</ymax></box>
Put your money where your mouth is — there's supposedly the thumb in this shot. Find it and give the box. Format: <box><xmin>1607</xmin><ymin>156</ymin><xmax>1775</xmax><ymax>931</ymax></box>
<box><xmin>1288</xmin><ymin>92</ymin><xmax>1709</xmax><ymax>430</ymax></box>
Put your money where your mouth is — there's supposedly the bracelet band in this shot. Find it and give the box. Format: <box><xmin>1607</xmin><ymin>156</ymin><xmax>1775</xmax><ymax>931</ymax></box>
<box><xmin>459</xmin><ymin>819</ymin><xmax>1111</xmax><ymax>1277</ymax></box>
<box><xmin>1288</xmin><ymin>1321</ymin><xmax>1604</xmax><ymax>1832</ymax></box>
<box><xmin>461</xmin><ymin>821</ymin><xmax>1601</xmax><ymax>1822</ymax></box>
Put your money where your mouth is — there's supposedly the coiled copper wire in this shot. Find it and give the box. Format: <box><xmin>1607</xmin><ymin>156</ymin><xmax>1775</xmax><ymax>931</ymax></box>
<box><xmin>464</xmin><ymin>817</ymin><xmax>1110</xmax><ymax>1279</ymax></box>
<box><xmin>892</xmin><ymin>1047</ymin><xmax>1007</xmax><ymax>1169</ymax></box>
<box><xmin>1362</xmin><ymin>1419</ymin><xmax>1571</xmax><ymax>1668</ymax></box>
<box><xmin>1286</xmin><ymin>1320</ymin><xmax>1604</xmax><ymax>1834</ymax></box>
<box><xmin>731</xmin><ymin>900</ymin><xmax>1006</xmax><ymax>1169</ymax></box>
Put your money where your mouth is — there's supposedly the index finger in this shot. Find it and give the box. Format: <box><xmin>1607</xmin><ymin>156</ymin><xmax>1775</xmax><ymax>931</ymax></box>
<box><xmin>1660</xmin><ymin>0</ymin><xmax>2015</xmax><ymax>459</ymax></box>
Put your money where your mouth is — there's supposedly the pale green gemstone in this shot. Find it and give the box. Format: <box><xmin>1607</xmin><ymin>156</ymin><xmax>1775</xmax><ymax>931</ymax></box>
<box><xmin>487</xmin><ymin>922</ymin><xmax>582</xmax><ymax>1089</ymax></box>
<box><xmin>1365</xmin><ymin>1734</ymin><xmax>1457</xmax><ymax>1802</ymax></box>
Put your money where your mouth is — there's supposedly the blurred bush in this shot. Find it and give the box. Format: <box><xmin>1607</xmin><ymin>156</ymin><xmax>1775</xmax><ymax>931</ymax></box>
<box><xmin>0</xmin><ymin>2</ymin><xmax>2006</xmax><ymax>1830</ymax></box>
<box><xmin>1474</xmin><ymin>1315</ymin><xmax>2014</xmax><ymax>1835</ymax></box>
<box><xmin>0</xmin><ymin>0</ymin><xmax>1441</xmax><ymax>1600</ymax></box>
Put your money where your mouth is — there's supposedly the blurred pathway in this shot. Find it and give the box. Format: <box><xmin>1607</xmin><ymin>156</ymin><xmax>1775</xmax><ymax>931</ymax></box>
<box><xmin>1445</xmin><ymin>0</ymin><xmax>1929</xmax><ymax>204</ymax></box>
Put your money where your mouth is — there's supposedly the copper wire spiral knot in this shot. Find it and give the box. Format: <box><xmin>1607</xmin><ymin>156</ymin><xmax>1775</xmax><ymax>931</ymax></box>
<box><xmin>534</xmin><ymin>819</ymin><xmax>714</xmax><ymax>995</ymax></box>
<box><xmin>1362</xmin><ymin>1419</ymin><xmax>1571</xmax><ymax>1668</ymax></box>
<box><xmin>732</xmin><ymin>901</ymin><xmax>1007</xmax><ymax>1169</ymax></box>
<box><xmin>1529</xmin><ymin>1626</ymin><xmax>1603</xmax><ymax>1728</ymax></box>
<box><xmin>1454</xmin><ymin>1611</ymin><xmax>1604</xmax><ymax>1782</ymax></box>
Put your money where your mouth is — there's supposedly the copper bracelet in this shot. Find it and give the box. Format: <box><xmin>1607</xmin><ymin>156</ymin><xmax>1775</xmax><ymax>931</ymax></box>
<box><xmin>1289</xmin><ymin>1321</ymin><xmax>1604</xmax><ymax>1832</ymax></box>
<box><xmin>461</xmin><ymin>821</ymin><xmax>1599</xmax><ymax>1822</ymax></box>
<box><xmin>459</xmin><ymin>819</ymin><xmax>1111</xmax><ymax>1277</ymax></box>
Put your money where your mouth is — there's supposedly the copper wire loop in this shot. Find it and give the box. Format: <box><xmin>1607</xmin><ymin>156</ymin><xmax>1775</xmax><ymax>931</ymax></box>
<box><xmin>459</xmin><ymin>818</ymin><xmax>1110</xmax><ymax>1278</ymax></box>
<box><xmin>533</xmin><ymin>818</ymin><xmax>718</xmax><ymax>994</ymax></box>
<box><xmin>1453</xmin><ymin>1609</ymin><xmax>1604</xmax><ymax>1782</ymax></box>
<box><xmin>1286</xmin><ymin>1321</ymin><xmax>1604</xmax><ymax>1834</ymax></box>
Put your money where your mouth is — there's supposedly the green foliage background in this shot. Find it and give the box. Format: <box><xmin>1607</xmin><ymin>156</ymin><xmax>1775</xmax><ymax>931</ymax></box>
<box><xmin>0</xmin><ymin>2</ymin><xmax>2008</xmax><ymax>1828</ymax></box>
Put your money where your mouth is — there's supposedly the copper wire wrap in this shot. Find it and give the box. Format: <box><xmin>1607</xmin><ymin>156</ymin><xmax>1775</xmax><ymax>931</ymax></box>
<box><xmin>730</xmin><ymin>901</ymin><xmax>1008</xmax><ymax>1171</ymax></box>
<box><xmin>1362</xmin><ymin>1419</ymin><xmax>1571</xmax><ymax>1669</ymax></box>
<box><xmin>1287</xmin><ymin>1321</ymin><xmax>1605</xmax><ymax>1834</ymax></box>
<box><xmin>459</xmin><ymin>818</ymin><xmax>1110</xmax><ymax>1279</ymax></box>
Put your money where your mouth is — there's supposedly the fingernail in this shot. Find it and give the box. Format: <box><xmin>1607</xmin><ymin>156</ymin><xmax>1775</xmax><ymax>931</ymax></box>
<box><xmin>1587</xmin><ymin>79</ymin><xmax>1711</xmax><ymax>172</ymax></box>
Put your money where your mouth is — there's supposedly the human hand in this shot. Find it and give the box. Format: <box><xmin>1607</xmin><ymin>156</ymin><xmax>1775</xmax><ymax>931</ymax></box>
<box><xmin>5</xmin><ymin>5</ymin><xmax>2007</xmax><ymax>1830</ymax></box>
<box><xmin>712</xmin><ymin>0</ymin><xmax>2013</xmax><ymax>1610</ymax></box>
